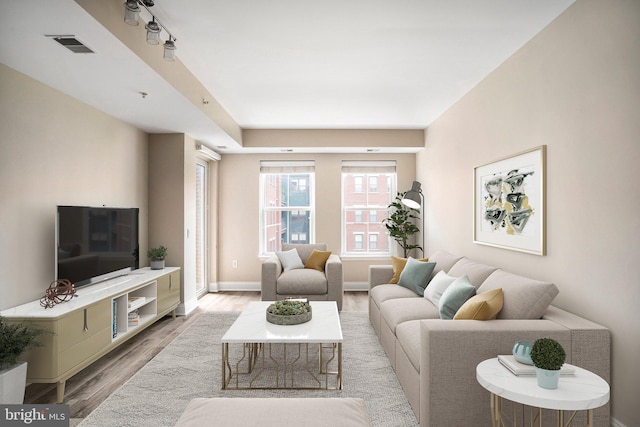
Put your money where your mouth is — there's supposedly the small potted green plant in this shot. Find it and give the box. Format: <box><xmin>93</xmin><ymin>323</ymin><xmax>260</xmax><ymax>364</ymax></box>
<box><xmin>266</xmin><ymin>300</ymin><xmax>312</xmax><ymax>325</ymax></box>
<box><xmin>0</xmin><ymin>316</ymin><xmax>50</xmax><ymax>403</ymax></box>
<box><xmin>147</xmin><ymin>245</ymin><xmax>167</xmax><ymax>270</ymax></box>
<box><xmin>530</xmin><ymin>337</ymin><xmax>566</xmax><ymax>389</ymax></box>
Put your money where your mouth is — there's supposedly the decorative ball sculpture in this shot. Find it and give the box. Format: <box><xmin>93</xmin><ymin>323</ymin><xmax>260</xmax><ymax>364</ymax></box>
<box><xmin>40</xmin><ymin>279</ymin><xmax>76</xmax><ymax>309</ymax></box>
<box><xmin>512</xmin><ymin>340</ymin><xmax>533</xmax><ymax>365</ymax></box>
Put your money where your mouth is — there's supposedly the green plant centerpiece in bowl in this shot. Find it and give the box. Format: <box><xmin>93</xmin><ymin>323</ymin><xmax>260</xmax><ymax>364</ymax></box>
<box><xmin>530</xmin><ymin>337</ymin><xmax>566</xmax><ymax>389</ymax></box>
<box><xmin>147</xmin><ymin>245</ymin><xmax>167</xmax><ymax>270</ymax></box>
<box><xmin>266</xmin><ymin>300</ymin><xmax>312</xmax><ymax>325</ymax></box>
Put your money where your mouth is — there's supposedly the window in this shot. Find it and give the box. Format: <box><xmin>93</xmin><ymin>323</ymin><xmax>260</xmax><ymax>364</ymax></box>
<box><xmin>195</xmin><ymin>160</ymin><xmax>208</xmax><ymax>295</ymax></box>
<box><xmin>260</xmin><ymin>161</ymin><xmax>315</xmax><ymax>255</ymax></box>
<box><xmin>342</xmin><ymin>161</ymin><xmax>396</xmax><ymax>256</ymax></box>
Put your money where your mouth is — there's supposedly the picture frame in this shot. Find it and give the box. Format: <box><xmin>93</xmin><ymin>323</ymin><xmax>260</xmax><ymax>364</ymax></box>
<box><xmin>473</xmin><ymin>145</ymin><xmax>546</xmax><ymax>255</ymax></box>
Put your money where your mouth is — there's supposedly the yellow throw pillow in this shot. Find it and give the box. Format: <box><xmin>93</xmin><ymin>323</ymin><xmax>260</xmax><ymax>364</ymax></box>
<box><xmin>304</xmin><ymin>249</ymin><xmax>332</xmax><ymax>271</ymax></box>
<box><xmin>390</xmin><ymin>256</ymin><xmax>429</xmax><ymax>284</ymax></box>
<box><xmin>454</xmin><ymin>288</ymin><xmax>504</xmax><ymax>320</ymax></box>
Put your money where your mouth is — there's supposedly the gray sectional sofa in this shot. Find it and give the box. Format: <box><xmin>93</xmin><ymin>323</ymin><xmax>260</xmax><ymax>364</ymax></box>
<box><xmin>368</xmin><ymin>250</ymin><xmax>610</xmax><ymax>427</ymax></box>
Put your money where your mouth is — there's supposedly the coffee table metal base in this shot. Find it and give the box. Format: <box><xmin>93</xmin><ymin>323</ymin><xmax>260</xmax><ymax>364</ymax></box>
<box><xmin>222</xmin><ymin>342</ymin><xmax>342</xmax><ymax>390</ymax></box>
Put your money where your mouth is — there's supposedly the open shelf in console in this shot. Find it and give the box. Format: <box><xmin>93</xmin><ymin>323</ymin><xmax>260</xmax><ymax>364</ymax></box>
<box><xmin>112</xmin><ymin>281</ymin><xmax>158</xmax><ymax>341</ymax></box>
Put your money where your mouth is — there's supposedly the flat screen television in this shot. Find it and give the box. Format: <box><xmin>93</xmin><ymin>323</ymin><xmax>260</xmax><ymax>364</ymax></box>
<box><xmin>56</xmin><ymin>205</ymin><xmax>139</xmax><ymax>288</ymax></box>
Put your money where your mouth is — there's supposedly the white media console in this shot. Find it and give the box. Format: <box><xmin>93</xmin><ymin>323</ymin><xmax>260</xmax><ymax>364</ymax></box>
<box><xmin>0</xmin><ymin>267</ymin><xmax>181</xmax><ymax>403</ymax></box>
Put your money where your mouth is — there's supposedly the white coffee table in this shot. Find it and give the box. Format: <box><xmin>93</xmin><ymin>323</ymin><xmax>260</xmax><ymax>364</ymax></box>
<box><xmin>221</xmin><ymin>301</ymin><xmax>343</xmax><ymax>390</ymax></box>
<box><xmin>476</xmin><ymin>358</ymin><xmax>609</xmax><ymax>427</ymax></box>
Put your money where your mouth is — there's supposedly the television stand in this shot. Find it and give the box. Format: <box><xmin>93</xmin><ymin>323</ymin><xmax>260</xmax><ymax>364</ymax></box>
<box><xmin>0</xmin><ymin>267</ymin><xmax>181</xmax><ymax>403</ymax></box>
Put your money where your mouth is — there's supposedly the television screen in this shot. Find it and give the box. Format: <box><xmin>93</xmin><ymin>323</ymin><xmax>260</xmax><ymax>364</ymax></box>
<box><xmin>56</xmin><ymin>206</ymin><xmax>139</xmax><ymax>287</ymax></box>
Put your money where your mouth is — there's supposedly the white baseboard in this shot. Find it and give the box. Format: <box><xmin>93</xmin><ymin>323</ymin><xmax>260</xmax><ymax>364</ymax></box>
<box><xmin>176</xmin><ymin>296</ymin><xmax>199</xmax><ymax>316</ymax></box>
<box><xmin>215</xmin><ymin>281</ymin><xmax>369</xmax><ymax>292</ymax></box>
<box><xmin>611</xmin><ymin>417</ymin><xmax>627</xmax><ymax>427</ymax></box>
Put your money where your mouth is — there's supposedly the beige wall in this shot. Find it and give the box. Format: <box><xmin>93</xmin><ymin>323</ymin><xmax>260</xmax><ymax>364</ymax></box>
<box><xmin>0</xmin><ymin>64</ymin><xmax>149</xmax><ymax>310</ymax></box>
<box><xmin>216</xmin><ymin>151</ymin><xmax>417</xmax><ymax>287</ymax></box>
<box><xmin>418</xmin><ymin>0</ymin><xmax>639</xmax><ymax>425</ymax></box>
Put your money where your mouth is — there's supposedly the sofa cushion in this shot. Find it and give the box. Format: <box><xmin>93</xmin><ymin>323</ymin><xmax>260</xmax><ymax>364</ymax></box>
<box><xmin>381</xmin><ymin>298</ymin><xmax>440</xmax><ymax>332</ymax></box>
<box><xmin>282</xmin><ymin>243</ymin><xmax>328</xmax><ymax>264</ymax></box>
<box><xmin>276</xmin><ymin>248</ymin><xmax>304</xmax><ymax>272</ymax></box>
<box><xmin>454</xmin><ymin>288</ymin><xmax>504</xmax><ymax>320</ymax></box>
<box><xmin>397</xmin><ymin>258</ymin><xmax>436</xmax><ymax>296</ymax></box>
<box><xmin>277</xmin><ymin>268</ymin><xmax>328</xmax><ymax>295</ymax></box>
<box><xmin>304</xmin><ymin>249</ymin><xmax>332</xmax><ymax>271</ymax></box>
<box><xmin>447</xmin><ymin>257</ymin><xmax>498</xmax><ymax>288</ymax></box>
<box><xmin>427</xmin><ymin>250</ymin><xmax>463</xmax><ymax>275</ymax></box>
<box><xmin>478</xmin><ymin>270</ymin><xmax>559</xmax><ymax>319</ymax></box>
<box><xmin>424</xmin><ymin>270</ymin><xmax>457</xmax><ymax>307</ymax></box>
<box><xmin>396</xmin><ymin>320</ymin><xmax>422</xmax><ymax>372</ymax></box>
<box><xmin>370</xmin><ymin>284</ymin><xmax>420</xmax><ymax>309</ymax></box>
<box><xmin>439</xmin><ymin>275</ymin><xmax>476</xmax><ymax>319</ymax></box>
<box><xmin>389</xmin><ymin>256</ymin><xmax>429</xmax><ymax>284</ymax></box>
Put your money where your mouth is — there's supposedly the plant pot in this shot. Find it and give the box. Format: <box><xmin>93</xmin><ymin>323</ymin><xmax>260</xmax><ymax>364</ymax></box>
<box><xmin>150</xmin><ymin>260</ymin><xmax>165</xmax><ymax>270</ymax></box>
<box><xmin>0</xmin><ymin>361</ymin><xmax>27</xmax><ymax>404</ymax></box>
<box><xmin>536</xmin><ymin>367</ymin><xmax>560</xmax><ymax>389</ymax></box>
<box><xmin>266</xmin><ymin>311</ymin><xmax>312</xmax><ymax>325</ymax></box>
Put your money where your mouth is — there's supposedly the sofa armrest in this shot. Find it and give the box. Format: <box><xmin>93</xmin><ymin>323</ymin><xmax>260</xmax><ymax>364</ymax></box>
<box><xmin>368</xmin><ymin>265</ymin><xmax>393</xmax><ymax>290</ymax></box>
<box><xmin>325</xmin><ymin>254</ymin><xmax>344</xmax><ymax>310</ymax></box>
<box><xmin>418</xmin><ymin>318</ymin><xmax>609</xmax><ymax>427</ymax></box>
<box><xmin>260</xmin><ymin>254</ymin><xmax>282</xmax><ymax>301</ymax></box>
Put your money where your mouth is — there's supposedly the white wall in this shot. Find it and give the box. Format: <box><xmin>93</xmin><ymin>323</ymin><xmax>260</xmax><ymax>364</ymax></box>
<box><xmin>418</xmin><ymin>1</ymin><xmax>639</xmax><ymax>425</ymax></box>
<box><xmin>0</xmin><ymin>64</ymin><xmax>149</xmax><ymax>310</ymax></box>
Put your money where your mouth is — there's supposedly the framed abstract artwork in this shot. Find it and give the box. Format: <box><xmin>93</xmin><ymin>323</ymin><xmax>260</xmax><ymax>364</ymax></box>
<box><xmin>473</xmin><ymin>145</ymin><xmax>546</xmax><ymax>255</ymax></box>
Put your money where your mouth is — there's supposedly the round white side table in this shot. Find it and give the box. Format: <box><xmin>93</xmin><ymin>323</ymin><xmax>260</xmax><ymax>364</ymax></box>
<box><xmin>476</xmin><ymin>358</ymin><xmax>609</xmax><ymax>427</ymax></box>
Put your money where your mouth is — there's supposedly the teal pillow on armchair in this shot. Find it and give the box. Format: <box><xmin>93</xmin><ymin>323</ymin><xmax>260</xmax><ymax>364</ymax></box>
<box><xmin>397</xmin><ymin>257</ymin><xmax>436</xmax><ymax>296</ymax></box>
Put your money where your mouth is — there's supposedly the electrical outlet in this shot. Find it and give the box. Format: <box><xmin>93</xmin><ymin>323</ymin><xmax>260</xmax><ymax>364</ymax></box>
<box><xmin>232</xmin><ymin>260</ymin><xmax>238</xmax><ymax>268</ymax></box>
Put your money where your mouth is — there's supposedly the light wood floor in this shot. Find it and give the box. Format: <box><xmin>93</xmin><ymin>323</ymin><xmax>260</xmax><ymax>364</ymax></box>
<box><xmin>24</xmin><ymin>291</ymin><xmax>368</xmax><ymax>425</ymax></box>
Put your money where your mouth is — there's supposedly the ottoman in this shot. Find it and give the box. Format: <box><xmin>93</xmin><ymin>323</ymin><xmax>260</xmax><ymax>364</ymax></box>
<box><xmin>174</xmin><ymin>397</ymin><xmax>371</xmax><ymax>427</ymax></box>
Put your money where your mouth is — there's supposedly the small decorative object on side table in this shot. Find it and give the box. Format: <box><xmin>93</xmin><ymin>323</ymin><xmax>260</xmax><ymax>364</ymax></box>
<box><xmin>476</xmin><ymin>358</ymin><xmax>609</xmax><ymax>427</ymax></box>
<box><xmin>266</xmin><ymin>299</ymin><xmax>312</xmax><ymax>325</ymax></box>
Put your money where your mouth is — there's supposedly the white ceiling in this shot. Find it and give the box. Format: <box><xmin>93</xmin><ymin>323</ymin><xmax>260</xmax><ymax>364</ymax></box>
<box><xmin>0</xmin><ymin>0</ymin><xmax>574</xmax><ymax>152</ymax></box>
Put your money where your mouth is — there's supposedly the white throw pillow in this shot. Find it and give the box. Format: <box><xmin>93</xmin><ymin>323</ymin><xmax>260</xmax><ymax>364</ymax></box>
<box><xmin>275</xmin><ymin>248</ymin><xmax>304</xmax><ymax>272</ymax></box>
<box><xmin>424</xmin><ymin>270</ymin><xmax>457</xmax><ymax>306</ymax></box>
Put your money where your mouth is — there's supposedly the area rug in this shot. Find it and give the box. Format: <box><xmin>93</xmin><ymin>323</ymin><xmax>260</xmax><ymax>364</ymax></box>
<box><xmin>78</xmin><ymin>312</ymin><xmax>419</xmax><ymax>427</ymax></box>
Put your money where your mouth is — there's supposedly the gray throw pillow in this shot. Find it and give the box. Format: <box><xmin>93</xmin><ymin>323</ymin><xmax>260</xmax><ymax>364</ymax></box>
<box><xmin>439</xmin><ymin>275</ymin><xmax>476</xmax><ymax>319</ymax></box>
<box><xmin>397</xmin><ymin>257</ymin><xmax>436</xmax><ymax>296</ymax></box>
<box><xmin>275</xmin><ymin>248</ymin><xmax>304</xmax><ymax>272</ymax></box>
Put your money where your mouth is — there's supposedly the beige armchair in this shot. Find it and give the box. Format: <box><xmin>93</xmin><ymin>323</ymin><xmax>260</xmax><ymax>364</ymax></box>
<box><xmin>261</xmin><ymin>243</ymin><xmax>344</xmax><ymax>311</ymax></box>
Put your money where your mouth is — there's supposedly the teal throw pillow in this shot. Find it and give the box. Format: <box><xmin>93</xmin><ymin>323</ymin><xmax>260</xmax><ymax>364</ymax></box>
<box><xmin>397</xmin><ymin>257</ymin><xmax>436</xmax><ymax>296</ymax></box>
<box><xmin>439</xmin><ymin>275</ymin><xmax>476</xmax><ymax>319</ymax></box>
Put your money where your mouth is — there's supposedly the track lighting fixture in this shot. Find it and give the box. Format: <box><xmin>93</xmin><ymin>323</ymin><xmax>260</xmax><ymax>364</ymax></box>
<box><xmin>124</xmin><ymin>0</ymin><xmax>140</xmax><ymax>26</ymax></box>
<box><xmin>163</xmin><ymin>37</ymin><xmax>176</xmax><ymax>61</ymax></box>
<box><xmin>145</xmin><ymin>18</ymin><xmax>161</xmax><ymax>45</ymax></box>
<box><xmin>123</xmin><ymin>1</ymin><xmax>177</xmax><ymax>61</ymax></box>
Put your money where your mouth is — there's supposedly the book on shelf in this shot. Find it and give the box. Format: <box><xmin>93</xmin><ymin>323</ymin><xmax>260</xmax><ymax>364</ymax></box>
<box><xmin>128</xmin><ymin>309</ymin><xmax>140</xmax><ymax>327</ymax></box>
<box><xmin>112</xmin><ymin>299</ymin><xmax>117</xmax><ymax>338</ymax></box>
<box><xmin>497</xmin><ymin>354</ymin><xmax>575</xmax><ymax>376</ymax></box>
<box><xmin>128</xmin><ymin>296</ymin><xmax>146</xmax><ymax>310</ymax></box>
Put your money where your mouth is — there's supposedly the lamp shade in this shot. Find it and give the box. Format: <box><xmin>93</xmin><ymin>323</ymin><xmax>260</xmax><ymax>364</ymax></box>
<box><xmin>402</xmin><ymin>181</ymin><xmax>422</xmax><ymax>209</ymax></box>
<box><xmin>145</xmin><ymin>20</ymin><xmax>161</xmax><ymax>45</ymax></box>
<box><xmin>124</xmin><ymin>0</ymin><xmax>140</xmax><ymax>26</ymax></box>
<box><xmin>163</xmin><ymin>39</ymin><xmax>176</xmax><ymax>61</ymax></box>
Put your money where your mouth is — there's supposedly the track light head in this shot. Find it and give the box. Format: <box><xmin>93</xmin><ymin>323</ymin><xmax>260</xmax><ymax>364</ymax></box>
<box><xmin>123</xmin><ymin>0</ymin><xmax>140</xmax><ymax>26</ymax></box>
<box><xmin>163</xmin><ymin>38</ymin><xmax>176</xmax><ymax>62</ymax></box>
<box><xmin>145</xmin><ymin>19</ymin><xmax>161</xmax><ymax>45</ymax></box>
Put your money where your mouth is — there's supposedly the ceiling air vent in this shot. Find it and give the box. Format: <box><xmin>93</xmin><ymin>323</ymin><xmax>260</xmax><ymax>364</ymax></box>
<box><xmin>47</xmin><ymin>35</ymin><xmax>94</xmax><ymax>54</ymax></box>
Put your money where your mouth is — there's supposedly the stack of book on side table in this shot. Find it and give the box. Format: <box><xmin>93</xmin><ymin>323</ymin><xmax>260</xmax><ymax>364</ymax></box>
<box><xmin>498</xmin><ymin>355</ymin><xmax>575</xmax><ymax>376</ymax></box>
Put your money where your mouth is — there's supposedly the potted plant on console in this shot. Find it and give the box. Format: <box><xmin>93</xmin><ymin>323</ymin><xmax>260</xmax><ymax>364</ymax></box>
<box><xmin>530</xmin><ymin>337</ymin><xmax>566</xmax><ymax>389</ymax></box>
<box><xmin>148</xmin><ymin>245</ymin><xmax>167</xmax><ymax>270</ymax></box>
<box><xmin>0</xmin><ymin>316</ymin><xmax>49</xmax><ymax>403</ymax></box>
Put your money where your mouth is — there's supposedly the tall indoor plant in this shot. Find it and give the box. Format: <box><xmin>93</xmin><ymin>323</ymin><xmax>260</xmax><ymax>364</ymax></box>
<box><xmin>0</xmin><ymin>316</ymin><xmax>49</xmax><ymax>403</ymax></box>
<box><xmin>382</xmin><ymin>192</ymin><xmax>423</xmax><ymax>257</ymax></box>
